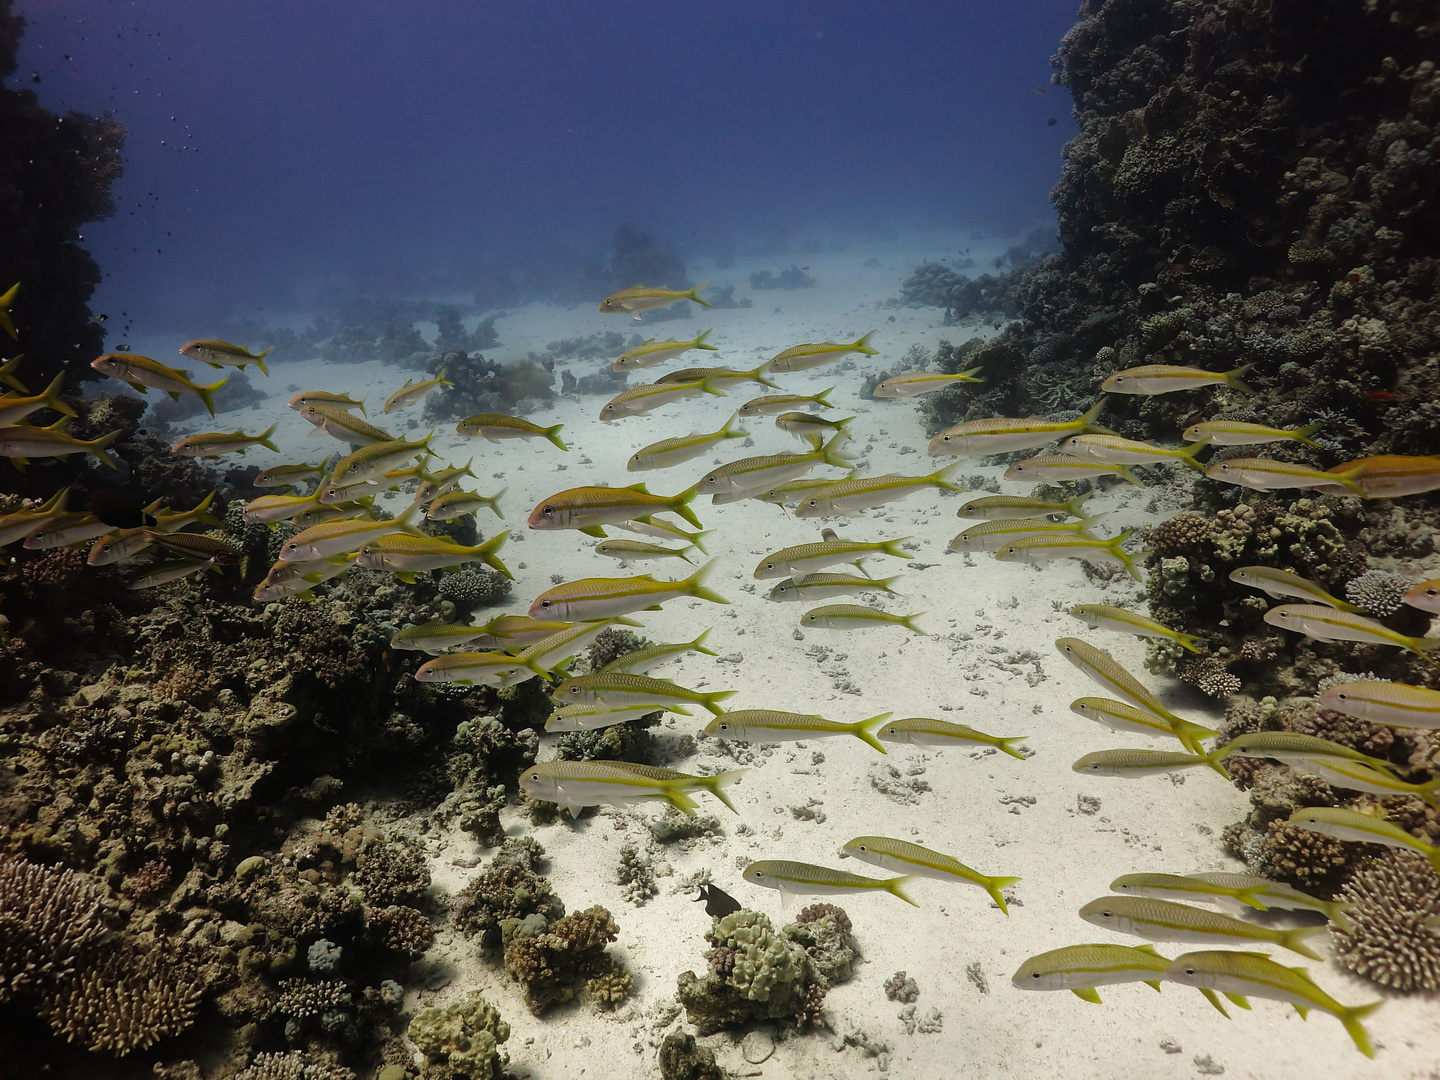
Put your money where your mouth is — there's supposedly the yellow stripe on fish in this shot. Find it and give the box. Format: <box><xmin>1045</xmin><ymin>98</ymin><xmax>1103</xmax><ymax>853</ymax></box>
<box><xmin>842</xmin><ymin>836</ymin><xmax>1020</xmax><ymax>913</ymax></box>
<box><xmin>1228</xmin><ymin>566</ymin><xmax>1358</xmax><ymax>610</ymax></box>
<box><xmin>875</xmin><ymin>717</ymin><xmax>1027</xmax><ymax>758</ymax></box>
<box><xmin>613</xmin><ymin>329</ymin><xmax>718</xmax><ymax>372</ymax></box>
<box><xmin>1319</xmin><ymin>679</ymin><xmax>1440</xmax><ymax>729</ymax></box>
<box><xmin>1264</xmin><ymin>603</ymin><xmax>1440</xmax><ymax>656</ymax></box>
<box><xmin>628</xmin><ymin>413</ymin><xmax>748</xmax><ymax>471</ymax></box>
<box><xmin>528</xmin><ymin>559</ymin><xmax>728</xmax><ymax>620</ymax></box>
<box><xmin>1079</xmin><ymin>895</ymin><xmax>1324</xmax><ymax>958</ymax></box>
<box><xmin>1101</xmin><ymin>363</ymin><xmax>1254</xmax><ymax>395</ymax></box>
<box><xmin>704</xmin><ymin>709</ymin><xmax>892</xmax><ymax>753</ymax></box>
<box><xmin>519</xmin><ymin>759</ymin><xmax>743</xmax><ymax>817</ymax></box>
<box><xmin>929</xmin><ymin>400</ymin><xmax>1110</xmax><ymax>457</ymax></box>
<box><xmin>742</xmin><ymin>859</ymin><xmax>916</xmax><ymax>908</ymax></box>
<box><xmin>455</xmin><ymin>412</ymin><xmax>567</xmax><ymax>449</ymax></box>
<box><xmin>1069</xmin><ymin>604</ymin><xmax>1205</xmax><ymax>652</ymax></box>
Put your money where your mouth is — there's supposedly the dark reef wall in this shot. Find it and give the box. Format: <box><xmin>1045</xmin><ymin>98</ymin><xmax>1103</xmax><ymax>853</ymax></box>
<box><xmin>0</xmin><ymin>0</ymin><xmax>125</xmax><ymax>388</ymax></box>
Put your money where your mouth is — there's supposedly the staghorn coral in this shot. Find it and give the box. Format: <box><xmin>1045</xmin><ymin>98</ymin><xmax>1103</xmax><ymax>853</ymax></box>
<box><xmin>234</xmin><ymin>1053</ymin><xmax>357</xmax><ymax>1080</ymax></box>
<box><xmin>502</xmin><ymin>904</ymin><xmax>626</xmax><ymax>1014</ymax></box>
<box><xmin>38</xmin><ymin>946</ymin><xmax>201</xmax><ymax>1055</ymax></box>
<box><xmin>0</xmin><ymin>857</ymin><xmax>105</xmax><ymax>1001</ymax></box>
<box><xmin>274</xmin><ymin>978</ymin><xmax>351</xmax><ymax>1019</ymax></box>
<box><xmin>1331</xmin><ymin>852</ymin><xmax>1440</xmax><ymax>992</ymax></box>
<box><xmin>408</xmin><ymin>991</ymin><xmax>510</xmax><ymax>1080</ymax></box>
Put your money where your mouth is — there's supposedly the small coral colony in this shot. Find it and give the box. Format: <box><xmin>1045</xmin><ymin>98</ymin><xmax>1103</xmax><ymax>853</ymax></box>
<box><xmin>7</xmin><ymin>271</ymin><xmax>1440</xmax><ymax>1062</ymax></box>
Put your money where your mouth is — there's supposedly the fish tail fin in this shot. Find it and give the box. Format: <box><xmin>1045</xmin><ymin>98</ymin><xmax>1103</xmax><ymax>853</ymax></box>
<box><xmin>488</xmin><ymin>488</ymin><xmax>507</xmax><ymax>519</ymax></box>
<box><xmin>986</xmin><ymin>876</ymin><xmax>1022</xmax><ymax>914</ymax></box>
<box><xmin>688</xmin><ymin>279</ymin><xmax>714</xmax><ymax>309</ymax></box>
<box><xmin>257</xmin><ymin>421</ymin><xmax>280</xmax><ymax>453</ymax></box>
<box><xmin>670</xmin><ymin>485</ymin><xmax>704</xmax><ymax>528</ymax></box>
<box><xmin>254</xmin><ymin>345</ymin><xmax>273</xmax><ymax>376</ymax></box>
<box><xmin>1295</xmin><ymin>421</ymin><xmax>1325</xmax><ymax>449</ymax></box>
<box><xmin>87</xmin><ymin>429</ymin><xmax>122</xmax><ymax>469</ymax></box>
<box><xmin>1326</xmin><ymin>901</ymin><xmax>1357</xmax><ymax>934</ymax></box>
<box><xmin>1175</xmin><ymin>631</ymin><xmax>1207</xmax><ymax>653</ymax></box>
<box><xmin>700</xmin><ymin>768</ymin><xmax>748</xmax><ymax>814</ymax></box>
<box><xmin>1281</xmin><ymin>925</ymin><xmax>1327</xmax><ymax>961</ymax></box>
<box><xmin>958</xmin><ymin>365</ymin><xmax>984</xmax><ymax>382</ymax></box>
<box><xmin>996</xmin><ymin>736</ymin><xmax>1027</xmax><ymax>760</ymax></box>
<box><xmin>1063</xmin><ymin>490</ymin><xmax>1096</xmax><ymax>517</ymax></box>
<box><xmin>881</xmin><ymin>536</ymin><xmax>913</xmax><ymax>561</ymax></box>
<box><xmin>477</xmin><ymin>532</ymin><xmax>513</xmax><ymax>579</ymax></box>
<box><xmin>694</xmin><ymin>329</ymin><xmax>719</xmax><ymax>351</ymax></box>
<box><xmin>1202</xmin><ymin>748</ymin><xmax>1232</xmax><ymax>778</ymax></box>
<box><xmin>1106</xmin><ymin>530</ymin><xmax>1143</xmax><ymax>582</ymax></box>
<box><xmin>852</xmin><ymin>330</ymin><xmax>879</xmax><ymax>356</ymax></box>
<box><xmin>38</xmin><ymin>371</ymin><xmax>78</xmax><ymax>417</ymax></box>
<box><xmin>1338</xmin><ymin>1001</ymin><xmax>1383</xmax><ymax>1059</ymax></box>
<box><xmin>885</xmin><ymin>875</ymin><xmax>920</xmax><ymax>907</ymax></box>
<box><xmin>1226</xmin><ymin>363</ymin><xmax>1256</xmax><ymax>395</ymax></box>
<box><xmin>701</xmin><ymin>690</ymin><xmax>739</xmax><ymax>716</ymax></box>
<box><xmin>932</xmin><ymin>461</ymin><xmax>967</xmax><ymax>491</ymax></box>
<box><xmin>1077</xmin><ymin>398</ymin><xmax>1107</xmax><ymax>432</ymax></box>
<box><xmin>689</xmin><ymin>528</ymin><xmax>712</xmax><ymax>556</ymax></box>
<box><xmin>901</xmin><ymin>611</ymin><xmax>928</xmax><ymax>635</ymax></box>
<box><xmin>1116</xmin><ymin>464</ymin><xmax>1144</xmax><ymax>488</ymax></box>
<box><xmin>545</xmin><ymin>424</ymin><xmax>568</xmax><ymax>451</ymax></box>
<box><xmin>719</xmin><ymin>412</ymin><xmax>747</xmax><ymax>440</ymax></box>
<box><xmin>690</xmin><ymin>628</ymin><xmax>719</xmax><ymax>657</ymax></box>
<box><xmin>684</xmin><ymin>557</ymin><xmax>729</xmax><ymax>606</ymax></box>
<box><xmin>197</xmin><ymin>376</ymin><xmax>229</xmax><ymax>418</ymax></box>
<box><xmin>813</xmin><ymin>386</ymin><xmax>835</xmax><ymax>408</ymax></box>
<box><xmin>852</xmin><ymin>712</ymin><xmax>893</xmax><ymax>754</ymax></box>
<box><xmin>753</xmin><ymin>361</ymin><xmax>781</xmax><ymax>390</ymax></box>
<box><xmin>663</xmin><ymin>787</ymin><xmax>702</xmax><ymax>817</ymax></box>
<box><xmin>822</xmin><ymin>431</ymin><xmax>857</xmax><ymax>469</ymax></box>
<box><xmin>1177</xmin><ymin>436</ymin><xmax>1213</xmax><ymax>472</ymax></box>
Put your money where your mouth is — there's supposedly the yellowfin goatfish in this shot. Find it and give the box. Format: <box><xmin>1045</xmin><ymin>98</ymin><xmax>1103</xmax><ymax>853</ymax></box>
<box><xmin>1404</xmin><ymin>578</ymin><xmax>1440</xmax><ymax>614</ymax></box>
<box><xmin>252</xmin><ymin>554</ymin><xmax>354</xmax><ymax>601</ymax></box>
<box><xmin>389</xmin><ymin>620</ymin><xmax>497</xmax><ymax>654</ymax></box>
<box><xmin>0</xmin><ymin>486</ymin><xmax>70</xmax><ymax>547</ymax></box>
<box><xmin>1102</xmin><ymin>363</ymin><xmax>1254</xmax><ymax>395</ymax></box>
<box><xmin>253</xmin><ymin>461</ymin><xmax>327</xmax><ymax>490</ymax></box>
<box><xmin>698</xmin><ymin>433</ymin><xmax>855</xmax><ymax>500</ymax></box>
<box><xmin>0</xmin><ymin>282</ymin><xmax>19</xmax><ymax>342</ymax></box>
<box><xmin>455</xmin><ymin>412</ymin><xmax>567</xmax><ymax>449</ymax></box>
<box><xmin>144</xmin><ymin>531</ymin><xmax>239</xmax><ymax>564</ymax></box>
<box><xmin>470</xmin><ymin>615</ymin><xmax>576</xmax><ymax>650</ymax></box>
<box><xmin>243</xmin><ymin>493</ymin><xmax>320</xmax><ymax>526</ymax></box>
<box><xmin>0</xmin><ymin>421</ymin><xmax>120</xmax><ymax>471</ymax></box>
<box><xmin>1073</xmin><ymin>748</ymin><xmax>1228</xmax><ymax>777</ymax></box>
<box><xmin>754</xmin><ymin>535</ymin><xmax>910</xmax><ymax>580</ymax></box>
<box><xmin>327</xmin><ymin>435</ymin><xmax>433</xmax><ymax>490</ymax></box>
<box><xmin>518</xmin><ymin>617</ymin><xmax>642</xmax><ymax>674</ymax></box>
<box><xmin>613</xmin><ymin>329</ymin><xmax>718</xmax><ymax>371</ymax></box>
<box><xmin>413</xmin><ymin>651</ymin><xmax>542</xmax><ymax>687</ymax></box>
<box><xmin>172</xmin><ymin>423</ymin><xmax>279</xmax><ymax>459</ymax></box>
<box><xmin>89</xmin><ymin>353</ymin><xmax>228</xmax><ymax>417</ymax></box>
<box><xmin>1110</xmin><ymin>873</ymin><xmax>1270</xmax><ymax>911</ymax></box>
<box><xmin>754</xmin><ymin>477</ymin><xmax>839</xmax><ymax>506</ymax></box>
<box><xmin>1069</xmin><ymin>604</ymin><xmax>1205</xmax><ymax>652</ymax></box>
<box><xmin>1165</xmin><ymin>951</ymin><xmax>1382</xmax><ymax>1057</ymax></box>
<box><xmin>599</xmin><ymin>280</ymin><xmax>713</xmax><ymax>320</ymax></box>
<box><xmin>1079</xmin><ymin>895</ymin><xmax>1324</xmax><ymax>958</ymax></box>
<box><xmin>1012</xmin><ymin>943</ymin><xmax>1177</xmax><ymax>1004</ymax></box>
<box><xmin>427</xmin><ymin>489</ymin><xmax>504</xmax><ymax>521</ymax></box>
<box><xmin>739</xmin><ymin>388</ymin><xmax>835</xmax><ymax>417</ymax></box>
<box><xmin>149</xmin><ymin>491</ymin><xmax>222</xmax><ymax>533</ymax></box>
<box><xmin>795</xmin><ymin>465</ymin><xmax>965</xmax><ymax>517</ymax></box>
<box><xmin>1185</xmin><ymin>872</ymin><xmax>1356</xmax><ymax>930</ymax></box>
<box><xmin>597</xmin><ymin>629</ymin><xmax>717</xmax><ymax>674</ymax></box>
<box><xmin>1206</xmin><ymin>456</ymin><xmax>1365</xmax><ymax>494</ymax></box>
<box><xmin>528</xmin><ymin>559</ymin><xmax>728</xmax><ymax>620</ymax></box>
<box><xmin>545</xmin><ymin>702</ymin><xmax>681</xmax><ymax>732</ymax></box>
<box><xmin>627</xmin><ymin>413</ymin><xmax>747</xmax><ymax>471</ymax></box>
<box><xmin>928</xmin><ymin>400</ymin><xmax>1109</xmax><ymax>457</ymax></box>
<box><xmin>875</xmin><ymin>717</ymin><xmax>1026</xmax><ymax>758</ymax></box>
<box><xmin>1228</xmin><ymin>566</ymin><xmax>1358</xmax><ymax>610</ymax></box>
<box><xmin>291</xmin><ymin>502</ymin><xmax>372</xmax><ymax>529</ymax></box>
<box><xmin>948</xmin><ymin>517</ymin><xmax>1102</xmax><ymax>553</ymax></box>
<box><xmin>955</xmin><ymin>491</ymin><xmax>1095</xmax><ymax>521</ymax></box>
<box><xmin>23</xmin><ymin>512</ymin><xmax>111</xmax><ymax>550</ymax></box>
<box><xmin>600</xmin><ymin>377</ymin><xmax>725</xmax><ymax>421</ymax></box>
<box><xmin>1314</xmin><ymin>454</ymin><xmax>1440</xmax><ymax>498</ymax></box>
<box><xmin>1005</xmin><ymin>454</ymin><xmax>1141</xmax><ymax>486</ymax></box>
<box><xmin>1212</xmin><ymin>731</ymin><xmax>1399</xmax><ymax>775</ymax></box>
<box><xmin>278</xmin><ymin>504</ymin><xmax>422</xmax><ymax>562</ymax></box>
<box><xmin>704</xmin><ymin>709</ymin><xmax>891</xmax><ymax>753</ymax></box>
<box><xmin>996</xmin><ymin>532</ymin><xmax>1143</xmax><ymax>582</ymax></box>
<box><xmin>383</xmin><ymin>369</ymin><xmax>451</xmax><ymax>414</ymax></box>
<box><xmin>767</xmin><ymin>332</ymin><xmax>878</xmax><ymax>374</ymax></box>
<box><xmin>527</xmin><ymin>483</ymin><xmax>702</xmax><ymax>536</ymax></box>
<box><xmin>289</xmin><ymin>389</ymin><xmax>366</xmax><ymax>413</ymax></box>
<box><xmin>767</xmin><ymin>573</ymin><xmax>901</xmax><ymax>603</ymax></box>
<box><xmin>1307</xmin><ymin>758</ymin><xmax>1440</xmax><ymax>808</ymax></box>
<box><xmin>86</xmin><ymin>526</ymin><xmax>155</xmax><ymax>566</ymax></box>
<box><xmin>872</xmin><ymin>367</ymin><xmax>983</xmax><ymax>398</ymax></box>
<box><xmin>414</xmin><ymin>460</ymin><xmax>478</xmax><ymax>503</ymax></box>
<box><xmin>1264</xmin><ymin>603</ymin><xmax>1440</xmax><ymax>657</ymax></box>
<box><xmin>1071</xmin><ymin>698</ymin><xmax>1218</xmax><ymax>745</ymax></box>
<box><xmin>1288</xmin><ymin>805</ymin><xmax>1440</xmax><ymax>871</ymax></box>
<box><xmin>656</xmin><ymin>363</ymin><xmax>779</xmax><ymax>391</ymax></box>
<box><xmin>0</xmin><ymin>353</ymin><xmax>25</xmax><ymax>392</ymax></box>
<box><xmin>1060</xmin><ymin>433</ymin><xmax>1211</xmax><ymax>472</ymax></box>
<box><xmin>127</xmin><ymin>558</ymin><xmax>217</xmax><ymax>590</ymax></box>
<box><xmin>1319</xmin><ymin>679</ymin><xmax>1440</xmax><ymax>729</ymax></box>
<box><xmin>300</xmin><ymin>403</ymin><xmax>395</xmax><ymax>445</ymax></box>
<box><xmin>773</xmin><ymin>412</ymin><xmax>854</xmax><ymax>442</ymax></box>
<box><xmin>1056</xmin><ymin>637</ymin><xmax>1199</xmax><ymax>747</ymax></box>
<box><xmin>356</xmin><ymin>532</ymin><xmax>511</xmax><ymax>582</ymax></box>
<box><xmin>801</xmin><ymin>604</ymin><xmax>926</xmax><ymax>634</ymax></box>
<box><xmin>594</xmin><ymin>538</ymin><xmax>699</xmax><ymax>563</ymax></box>
<box><xmin>1183</xmin><ymin>419</ymin><xmax>1323</xmax><ymax>448</ymax></box>
<box><xmin>742</xmin><ymin>860</ymin><xmax>916</xmax><ymax>908</ymax></box>
<box><xmin>613</xmin><ymin>517</ymin><xmax>709</xmax><ymax>550</ymax></box>
<box><xmin>842</xmin><ymin>837</ymin><xmax>1019</xmax><ymax>912</ymax></box>
<box><xmin>552</xmin><ymin>672</ymin><xmax>736</xmax><ymax>715</ymax></box>
<box><xmin>520</xmin><ymin>759</ymin><xmax>743</xmax><ymax>817</ymax></box>
<box><xmin>179</xmin><ymin>339</ymin><xmax>273</xmax><ymax>375</ymax></box>
<box><xmin>0</xmin><ymin>373</ymin><xmax>77</xmax><ymax>426</ymax></box>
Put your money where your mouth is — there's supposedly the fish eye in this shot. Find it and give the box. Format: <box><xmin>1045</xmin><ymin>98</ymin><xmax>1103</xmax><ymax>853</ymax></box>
<box><xmin>529</xmin><ymin>772</ymin><xmax>539</xmax><ymax>781</ymax></box>
<box><xmin>858</xmin><ymin>844</ymin><xmax>867</xmax><ymax>851</ymax></box>
<box><xmin>539</xmin><ymin>599</ymin><xmax>552</xmax><ymax>608</ymax></box>
<box><xmin>1337</xmin><ymin>692</ymin><xmax>1348</xmax><ymax>700</ymax></box>
<box><xmin>718</xmin><ymin>723</ymin><xmax>729</xmax><ymax>731</ymax></box>
<box><xmin>1184</xmin><ymin>967</ymin><xmax>1196</xmax><ymax>976</ymax></box>
<box><xmin>1031</xmin><ymin>971</ymin><xmax>1041</xmax><ymax>979</ymax></box>
<box><xmin>1100</xmin><ymin>909</ymin><xmax>1112</xmax><ymax>917</ymax></box>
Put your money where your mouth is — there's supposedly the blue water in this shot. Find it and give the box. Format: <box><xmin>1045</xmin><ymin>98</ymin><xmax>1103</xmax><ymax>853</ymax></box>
<box><xmin>8</xmin><ymin>0</ymin><xmax>1076</xmax><ymax>332</ymax></box>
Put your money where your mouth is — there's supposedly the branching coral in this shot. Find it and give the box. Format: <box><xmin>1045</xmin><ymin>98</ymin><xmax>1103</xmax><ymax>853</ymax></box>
<box><xmin>0</xmin><ymin>857</ymin><xmax>105</xmax><ymax>1000</ymax></box>
<box><xmin>1331</xmin><ymin>852</ymin><xmax>1440</xmax><ymax>991</ymax></box>
<box><xmin>39</xmin><ymin>946</ymin><xmax>201</xmax><ymax>1055</ymax></box>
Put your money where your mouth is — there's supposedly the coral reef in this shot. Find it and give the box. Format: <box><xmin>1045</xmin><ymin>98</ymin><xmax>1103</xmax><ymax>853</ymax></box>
<box><xmin>750</xmin><ymin>264</ymin><xmax>816</xmax><ymax>290</ymax></box>
<box><xmin>451</xmin><ymin>838</ymin><xmax>565</xmax><ymax>951</ymax></box>
<box><xmin>407</xmin><ymin>991</ymin><xmax>510</xmax><ymax>1080</ymax></box>
<box><xmin>501</xmin><ymin>904</ymin><xmax>629</xmax><ymax>1014</ymax></box>
<box><xmin>0</xmin><ymin>857</ymin><xmax>105</xmax><ymax>999</ymax></box>
<box><xmin>616</xmin><ymin>843</ymin><xmax>659</xmax><ymax>905</ymax></box>
<box><xmin>658</xmin><ymin>1032</ymin><xmax>728</xmax><ymax>1080</ymax></box>
<box><xmin>1331</xmin><ymin>852</ymin><xmax>1440</xmax><ymax>991</ymax></box>
<box><xmin>421</xmin><ymin>352</ymin><xmax>555</xmax><ymax>424</ymax></box>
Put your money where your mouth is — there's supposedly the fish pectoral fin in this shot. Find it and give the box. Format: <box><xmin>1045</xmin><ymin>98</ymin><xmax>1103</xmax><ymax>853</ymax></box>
<box><xmin>1223</xmin><ymin>993</ymin><xmax>1251</xmax><ymax>1010</ymax></box>
<box><xmin>126</xmin><ymin>382</ymin><xmax>149</xmax><ymax>394</ymax></box>
<box><xmin>1070</xmin><ymin>986</ymin><xmax>1103</xmax><ymax>1004</ymax></box>
<box><xmin>395</xmin><ymin>572</ymin><xmax>418</xmax><ymax>584</ymax></box>
<box><xmin>1199</xmin><ymin>988</ymin><xmax>1231</xmax><ymax>1018</ymax></box>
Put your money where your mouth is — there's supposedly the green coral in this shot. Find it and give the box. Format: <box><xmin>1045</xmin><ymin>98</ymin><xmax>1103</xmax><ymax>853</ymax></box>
<box><xmin>720</xmin><ymin>910</ymin><xmax>804</xmax><ymax>1003</ymax></box>
<box><xmin>407</xmin><ymin>991</ymin><xmax>510</xmax><ymax>1080</ymax></box>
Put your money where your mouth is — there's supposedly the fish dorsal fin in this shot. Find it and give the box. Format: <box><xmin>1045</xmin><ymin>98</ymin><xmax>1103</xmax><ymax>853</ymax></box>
<box><xmin>627</xmin><ymin>482</ymin><xmax>651</xmax><ymax>493</ymax></box>
<box><xmin>1287</xmin><ymin>965</ymin><xmax>1316</xmax><ymax>983</ymax></box>
<box><xmin>1133</xmin><ymin>944</ymin><xmax>1162</xmax><ymax>956</ymax></box>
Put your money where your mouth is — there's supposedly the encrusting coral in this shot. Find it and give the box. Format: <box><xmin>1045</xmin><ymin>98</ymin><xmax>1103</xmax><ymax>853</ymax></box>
<box><xmin>1331</xmin><ymin>852</ymin><xmax>1440</xmax><ymax>992</ymax></box>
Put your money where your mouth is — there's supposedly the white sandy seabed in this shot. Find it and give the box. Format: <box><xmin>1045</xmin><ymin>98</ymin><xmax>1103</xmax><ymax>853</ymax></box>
<box><xmin>166</xmin><ymin>238</ymin><xmax>1437</xmax><ymax>1079</ymax></box>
